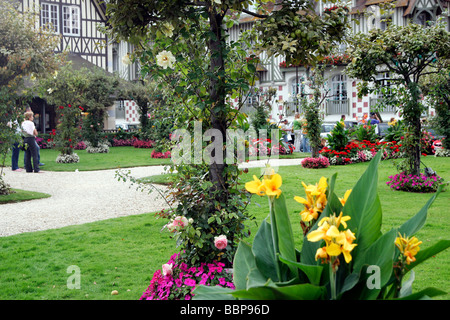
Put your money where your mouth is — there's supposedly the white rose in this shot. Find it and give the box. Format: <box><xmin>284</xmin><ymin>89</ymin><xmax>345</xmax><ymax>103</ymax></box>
<box><xmin>156</xmin><ymin>50</ymin><xmax>176</xmax><ymax>69</ymax></box>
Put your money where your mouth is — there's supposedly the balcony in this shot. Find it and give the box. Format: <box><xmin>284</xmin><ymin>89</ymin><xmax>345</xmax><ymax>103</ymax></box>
<box><xmin>283</xmin><ymin>101</ymin><xmax>304</xmax><ymax>117</ymax></box>
<box><xmin>369</xmin><ymin>97</ymin><xmax>396</xmax><ymax>113</ymax></box>
<box><xmin>326</xmin><ymin>99</ymin><xmax>349</xmax><ymax>115</ymax></box>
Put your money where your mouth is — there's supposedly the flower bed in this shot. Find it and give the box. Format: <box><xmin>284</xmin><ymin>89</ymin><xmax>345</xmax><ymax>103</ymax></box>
<box><xmin>301</xmin><ymin>156</ymin><xmax>329</xmax><ymax>169</ymax></box>
<box><xmin>140</xmin><ymin>252</ymin><xmax>234</xmax><ymax>300</ymax></box>
<box><xmin>319</xmin><ymin>140</ymin><xmax>402</xmax><ymax>165</ymax></box>
<box><xmin>133</xmin><ymin>139</ymin><xmax>155</xmax><ymax>148</ymax></box>
<box><xmin>112</xmin><ymin>138</ymin><xmax>137</xmax><ymax>147</ymax></box>
<box><xmin>386</xmin><ymin>172</ymin><xmax>444</xmax><ymax>193</ymax></box>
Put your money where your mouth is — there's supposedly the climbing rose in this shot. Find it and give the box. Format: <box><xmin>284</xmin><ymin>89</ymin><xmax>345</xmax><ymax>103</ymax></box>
<box><xmin>214</xmin><ymin>235</ymin><xmax>228</xmax><ymax>250</ymax></box>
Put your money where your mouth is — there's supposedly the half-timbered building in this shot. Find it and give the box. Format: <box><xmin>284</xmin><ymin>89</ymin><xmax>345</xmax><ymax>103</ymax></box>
<box><xmin>18</xmin><ymin>0</ymin><xmax>141</xmax><ymax>131</ymax></box>
<box><xmin>229</xmin><ymin>0</ymin><xmax>450</xmax><ymax>126</ymax></box>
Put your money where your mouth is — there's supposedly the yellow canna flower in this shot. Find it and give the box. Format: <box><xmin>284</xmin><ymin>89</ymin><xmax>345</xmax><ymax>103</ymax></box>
<box><xmin>339</xmin><ymin>189</ymin><xmax>352</xmax><ymax>206</ymax></box>
<box><xmin>262</xmin><ymin>173</ymin><xmax>282</xmax><ymax>198</ymax></box>
<box><xmin>395</xmin><ymin>234</ymin><xmax>422</xmax><ymax>265</ymax></box>
<box><xmin>245</xmin><ymin>175</ymin><xmax>266</xmax><ymax>196</ymax></box>
<box><xmin>326</xmin><ymin>242</ymin><xmax>342</xmax><ymax>257</ymax></box>
<box><xmin>295</xmin><ymin>177</ymin><xmax>328</xmax><ymax>224</ymax></box>
<box><xmin>245</xmin><ymin>173</ymin><xmax>282</xmax><ymax>198</ymax></box>
<box><xmin>315</xmin><ymin>247</ymin><xmax>329</xmax><ymax>261</ymax></box>
<box><xmin>337</xmin><ymin>229</ymin><xmax>357</xmax><ymax>263</ymax></box>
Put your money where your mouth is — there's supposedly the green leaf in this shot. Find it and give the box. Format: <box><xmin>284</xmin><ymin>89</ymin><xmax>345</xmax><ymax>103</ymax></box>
<box><xmin>396</xmin><ymin>287</ymin><xmax>448</xmax><ymax>300</ymax></box>
<box><xmin>192</xmin><ymin>285</ymin><xmax>237</xmax><ymax>300</ymax></box>
<box><xmin>233</xmin><ymin>241</ymin><xmax>256</xmax><ymax>291</ymax></box>
<box><xmin>272</xmin><ymin>194</ymin><xmax>298</xmax><ymax>279</ymax></box>
<box><xmin>344</xmin><ymin>151</ymin><xmax>383</xmax><ymax>260</ymax></box>
<box><xmin>231</xmin><ymin>283</ymin><xmax>326</xmax><ymax>300</ymax></box>
<box><xmin>278</xmin><ymin>256</ymin><xmax>323</xmax><ymax>286</ymax></box>
<box><xmin>252</xmin><ymin>218</ymin><xmax>279</xmax><ymax>282</ymax></box>
<box><xmin>351</xmin><ymin>228</ymin><xmax>397</xmax><ymax>299</ymax></box>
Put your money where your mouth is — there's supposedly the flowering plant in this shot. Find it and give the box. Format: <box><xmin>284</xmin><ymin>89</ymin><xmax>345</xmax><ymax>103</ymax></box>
<box><xmin>386</xmin><ymin>172</ymin><xmax>444</xmax><ymax>193</ymax></box>
<box><xmin>301</xmin><ymin>157</ymin><xmax>330</xmax><ymax>169</ymax></box>
<box><xmin>194</xmin><ymin>152</ymin><xmax>449</xmax><ymax>300</ymax></box>
<box><xmin>133</xmin><ymin>139</ymin><xmax>155</xmax><ymax>149</ymax></box>
<box><xmin>140</xmin><ymin>252</ymin><xmax>234</xmax><ymax>300</ymax></box>
<box><xmin>151</xmin><ymin>150</ymin><xmax>171</xmax><ymax>159</ymax></box>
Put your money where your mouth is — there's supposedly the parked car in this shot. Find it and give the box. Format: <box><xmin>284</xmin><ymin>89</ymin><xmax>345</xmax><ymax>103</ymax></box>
<box><xmin>321</xmin><ymin>123</ymin><xmax>336</xmax><ymax>138</ymax></box>
<box><xmin>376</xmin><ymin>123</ymin><xmax>390</xmax><ymax>138</ymax></box>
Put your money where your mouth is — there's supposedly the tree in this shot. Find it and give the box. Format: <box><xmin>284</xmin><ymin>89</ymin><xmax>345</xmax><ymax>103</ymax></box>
<box><xmin>104</xmin><ymin>0</ymin><xmax>353</xmax><ymax>266</ymax></box>
<box><xmin>0</xmin><ymin>0</ymin><xmax>61</xmax><ymax>193</ymax></box>
<box><xmin>81</xmin><ymin>68</ymin><xmax>121</xmax><ymax>150</ymax></box>
<box><xmin>346</xmin><ymin>21</ymin><xmax>450</xmax><ymax>175</ymax></box>
<box><xmin>37</xmin><ymin>64</ymin><xmax>89</xmax><ymax>161</ymax></box>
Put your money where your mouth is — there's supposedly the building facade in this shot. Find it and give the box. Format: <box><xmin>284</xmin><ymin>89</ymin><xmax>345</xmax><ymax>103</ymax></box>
<box><xmin>18</xmin><ymin>0</ymin><xmax>139</xmax><ymax>131</ymax></box>
<box><xmin>229</xmin><ymin>0</ymin><xmax>450</xmax><ymax>125</ymax></box>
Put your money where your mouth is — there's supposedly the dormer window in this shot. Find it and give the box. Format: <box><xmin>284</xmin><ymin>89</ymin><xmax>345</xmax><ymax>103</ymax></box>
<box><xmin>41</xmin><ymin>3</ymin><xmax>81</xmax><ymax>36</ymax></box>
<box><xmin>41</xmin><ymin>3</ymin><xmax>59</xmax><ymax>33</ymax></box>
<box><xmin>63</xmin><ymin>5</ymin><xmax>80</xmax><ymax>36</ymax></box>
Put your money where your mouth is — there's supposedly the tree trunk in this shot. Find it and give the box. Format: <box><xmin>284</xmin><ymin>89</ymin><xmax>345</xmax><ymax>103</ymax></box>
<box><xmin>208</xmin><ymin>10</ymin><xmax>228</xmax><ymax>201</ymax></box>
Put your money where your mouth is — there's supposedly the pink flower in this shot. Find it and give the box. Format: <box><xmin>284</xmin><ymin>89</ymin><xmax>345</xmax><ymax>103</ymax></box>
<box><xmin>162</xmin><ymin>263</ymin><xmax>173</xmax><ymax>276</ymax></box>
<box><xmin>214</xmin><ymin>235</ymin><xmax>228</xmax><ymax>250</ymax></box>
<box><xmin>173</xmin><ymin>216</ymin><xmax>188</xmax><ymax>228</ymax></box>
<box><xmin>184</xmin><ymin>278</ymin><xmax>196</xmax><ymax>287</ymax></box>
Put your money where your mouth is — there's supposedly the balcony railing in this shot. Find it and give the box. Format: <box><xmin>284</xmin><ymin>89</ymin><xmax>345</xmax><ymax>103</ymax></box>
<box><xmin>283</xmin><ymin>101</ymin><xmax>304</xmax><ymax>117</ymax></box>
<box><xmin>369</xmin><ymin>97</ymin><xmax>396</xmax><ymax>113</ymax></box>
<box><xmin>326</xmin><ymin>99</ymin><xmax>349</xmax><ymax>115</ymax></box>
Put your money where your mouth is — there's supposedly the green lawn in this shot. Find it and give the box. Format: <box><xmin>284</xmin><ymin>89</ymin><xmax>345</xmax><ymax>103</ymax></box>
<box><xmin>0</xmin><ymin>189</ymin><xmax>50</xmax><ymax>204</ymax></box>
<box><xmin>0</xmin><ymin>156</ymin><xmax>448</xmax><ymax>300</ymax></box>
<box><xmin>3</xmin><ymin>146</ymin><xmax>172</xmax><ymax>172</ymax></box>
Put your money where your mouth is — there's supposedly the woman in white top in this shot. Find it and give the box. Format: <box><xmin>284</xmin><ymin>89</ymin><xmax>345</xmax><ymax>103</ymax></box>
<box><xmin>21</xmin><ymin>111</ymin><xmax>41</xmax><ymax>173</ymax></box>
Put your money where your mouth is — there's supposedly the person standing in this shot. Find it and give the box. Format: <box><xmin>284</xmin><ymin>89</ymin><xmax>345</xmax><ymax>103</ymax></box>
<box><xmin>21</xmin><ymin>111</ymin><xmax>41</xmax><ymax>173</ymax></box>
<box><xmin>24</xmin><ymin>106</ymin><xmax>44</xmax><ymax>166</ymax></box>
<box><xmin>7</xmin><ymin>120</ymin><xmax>22</xmax><ymax>172</ymax></box>
<box><xmin>293</xmin><ymin>113</ymin><xmax>302</xmax><ymax>152</ymax></box>
<box><xmin>301</xmin><ymin>118</ymin><xmax>310</xmax><ymax>153</ymax></box>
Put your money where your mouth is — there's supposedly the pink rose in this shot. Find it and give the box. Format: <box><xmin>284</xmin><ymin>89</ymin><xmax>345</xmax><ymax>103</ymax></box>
<box><xmin>173</xmin><ymin>216</ymin><xmax>188</xmax><ymax>228</ymax></box>
<box><xmin>214</xmin><ymin>235</ymin><xmax>228</xmax><ymax>250</ymax></box>
<box><xmin>162</xmin><ymin>263</ymin><xmax>173</xmax><ymax>276</ymax></box>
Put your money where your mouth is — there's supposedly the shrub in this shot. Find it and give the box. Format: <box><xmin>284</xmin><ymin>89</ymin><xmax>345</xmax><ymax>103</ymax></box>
<box><xmin>56</xmin><ymin>153</ymin><xmax>80</xmax><ymax>163</ymax></box>
<box><xmin>386</xmin><ymin>171</ymin><xmax>444</xmax><ymax>193</ymax></box>
<box><xmin>140</xmin><ymin>252</ymin><xmax>234</xmax><ymax>300</ymax></box>
<box><xmin>301</xmin><ymin>157</ymin><xmax>329</xmax><ymax>169</ymax></box>
<box><xmin>434</xmin><ymin>148</ymin><xmax>450</xmax><ymax>157</ymax></box>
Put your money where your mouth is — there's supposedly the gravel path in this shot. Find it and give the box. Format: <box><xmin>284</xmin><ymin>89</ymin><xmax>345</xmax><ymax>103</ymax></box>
<box><xmin>0</xmin><ymin>157</ymin><xmax>303</xmax><ymax>237</ymax></box>
<box><xmin>0</xmin><ymin>166</ymin><xmax>170</xmax><ymax>237</ymax></box>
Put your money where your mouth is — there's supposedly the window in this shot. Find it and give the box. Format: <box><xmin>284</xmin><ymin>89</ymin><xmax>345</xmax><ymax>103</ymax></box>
<box><xmin>331</xmin><ymin>74</ymin><xmax>347</xmax><ymax>100</ymax></box>
<box><xmin>41</xmin><ymin>3</ymin><xmax>59</xmax><ymax>33</ymax></box>
<box><xmin>63</xmin><ymin>5</ymin><xmax>80</xmax><ymax>36</ymax></box>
